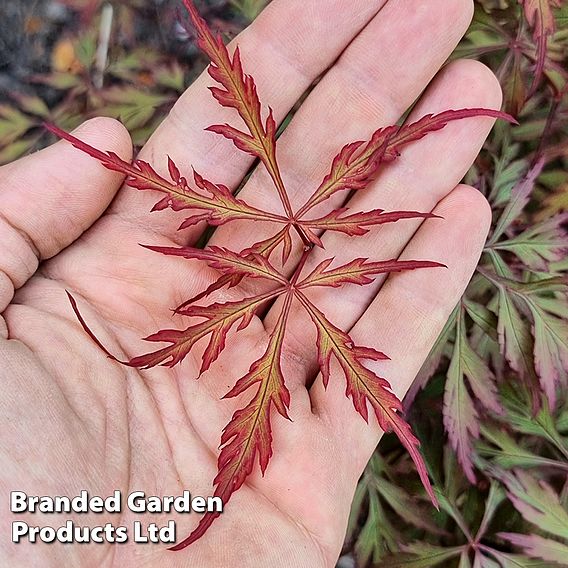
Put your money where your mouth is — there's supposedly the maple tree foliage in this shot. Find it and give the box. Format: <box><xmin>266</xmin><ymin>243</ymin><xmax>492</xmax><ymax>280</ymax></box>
<box><xmin>46</xmin><ymin>0</ymin><xmax>516</xmax><ymax>551</ymax></box>
<box><xmin>518</xmin><ymin>0</ymin><xmax>563</xmax><ymax>93</ymax></box>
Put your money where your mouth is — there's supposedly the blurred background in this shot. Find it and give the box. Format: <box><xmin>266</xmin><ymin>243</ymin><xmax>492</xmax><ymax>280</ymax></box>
<box><xmin>1</xmin><ymin>1</ymin><xmax>567</xmax><ymax>567</ymax></box>
<box><xmin>0</xmin><ymin>0</ymin><xmax>263</xmax><ymax>157</ymax></box>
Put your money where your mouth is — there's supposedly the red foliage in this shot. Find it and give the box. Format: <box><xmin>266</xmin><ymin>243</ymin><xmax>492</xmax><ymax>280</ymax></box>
<box><xmin>47</xmin><ymin>0</ymin><xmax>516</xmax><ymax>551</ymax></box>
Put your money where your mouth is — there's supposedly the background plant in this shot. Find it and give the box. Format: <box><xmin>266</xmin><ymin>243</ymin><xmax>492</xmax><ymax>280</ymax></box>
<box><xmin>1</xmin><ymin>1</ymin><xmax>567</xmax><ymax>567</ymax></box>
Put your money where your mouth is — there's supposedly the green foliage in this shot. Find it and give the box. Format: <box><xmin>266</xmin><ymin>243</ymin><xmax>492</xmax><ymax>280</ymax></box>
<box><xmin>230</xmin><ymin>0</ymin><xmax>268</xmax><ymax>21</ymax></box>
<box><xmin>346</xmin><ymin>1</ymin><xmax>568</xmax><ymax>566</ymax></box>
<box><xmin>0</xmin><ymin>2</ymin><xmax>202</xmax><ymax>160</ymax></box>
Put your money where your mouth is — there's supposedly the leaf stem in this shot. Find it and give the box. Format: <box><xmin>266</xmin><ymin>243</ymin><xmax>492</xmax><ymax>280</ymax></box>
<box><xmin>290</xmin><ymin>247</ymin><xmax>312</xmax><ymax>287</ymax></box>
<box><xmin>293</xmin><ymin>223</ymin><xmax>314</xmax><ymax>249</ymax></box>
<box><xmin>264</xmin><ymin>155</ymin><xmax>314</xmax><ymax>248</ymax></box>
<box><xmin>265</xmin><ymin>160</ymin><xmax>294</xmax><ymax>217</ymax></box>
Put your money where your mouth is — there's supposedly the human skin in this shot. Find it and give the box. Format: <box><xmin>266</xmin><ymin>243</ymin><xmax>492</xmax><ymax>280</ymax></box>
<box><xmin>0</xmin><ymin>0</ymin><xmax>502</xmax><ymax>566</ymax></box>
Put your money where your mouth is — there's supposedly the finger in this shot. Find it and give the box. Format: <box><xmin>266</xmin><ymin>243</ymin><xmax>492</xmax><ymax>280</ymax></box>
<box><xmin>312</xmin><ymin>185</ymin><xmax>492</xmax><ymax>481</ymax></box>
<box><xmin>265</xmin><ymin>59</ymin><xmax>501</xmax><ymax>383</ymax></box>
<box><xmin>108</xmin><ymin>0</ymin><xmax>388</xmax><ymax>242</ymax></box>
<box><xmin>210</xmin><ymin>0</ymin><xmax>474</xmax><ymax>254</ymax></box>
<box><xmin>0</xmin><ymin>118</ymin><xmax>131</xmax><ymax>314</ymax></box>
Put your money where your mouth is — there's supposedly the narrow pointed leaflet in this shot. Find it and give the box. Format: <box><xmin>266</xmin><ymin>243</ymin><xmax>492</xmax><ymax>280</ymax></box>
<box><xmin>130</xmin><ymin>289</ymin><xmax>285</xmax><ymax>372</ymax></box>
<box><xmin>174</xmin><ymin>228</ymin><xmax>294</xmax><ymax>310</ymax></box>
<box><xmin>519</xmin><ymin>0</ymin><xmax>562</xmax><ymax>93</ymax></box>
<box><xmin>296</xmin><ymin>291</ymin><xmax>438</xmax><ymax>506</ymax></box>
<box><xmin>181</xmin><ymin>0</ymin><xmax>294</xmax><ymax>221</ymax></box>
<box><xmin>296</xmin><ymin>109</ymin><xmax>516</xmax><ymax>218</ymax></box>
<box><xmin>170</xmin><ymin>292</ymin><xmax>294</xmax><ymax>551</ymax></box>
<box><xmin>298</xmin><ymin>258</ymin><xmax>446</xmax><ymax>290</ymax></box>
<box><xmin>143</xmin><ymin>245</ymin><xmax>288</xmax><ymax>286</ymax></box>
<box><xmin>302</xmin><ymin>209</ymin><xmax>440</xmax><ymax>237</ymax></box>
<box><xmin>45</xmin><ymin>124</ymin><xmax>287</xmax><ymax>230</ymax></box>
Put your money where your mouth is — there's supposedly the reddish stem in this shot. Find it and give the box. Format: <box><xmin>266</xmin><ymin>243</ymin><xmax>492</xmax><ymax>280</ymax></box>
<box><xmin>290</xmin><ymin>246</ymin><xmax>312</xmax><ymax>287</ymax></box>
<box><xmin>291</xmin><ymin>223</ymin><xmax>314</xmax><ymax>250</ymax></box>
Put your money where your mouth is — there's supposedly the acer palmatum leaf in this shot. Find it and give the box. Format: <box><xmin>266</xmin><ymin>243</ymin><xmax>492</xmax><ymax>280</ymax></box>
<box><xmin>169</xmin><ymin>292</ymin><xmax>294</xmax><ymax>551</ymax></box>
<box><xmin>296</xmin><ymin>109</ymin><xmax>516</xmax><ymax>218</ymax></box>
<box><xmin>130</xmin><ymin>289</ymin><xmax>285</xmax><ymax>373</ymax></box>
<box><xmin>302</xmin><ymin>208</ymin><xmax>440</xmax><ymax>236</ymax></box>
<box><xmin>66</xmin><ymin>246</ymin><xmax>444</xmax><ymax>545</ymax></box>
<box><xmin>143</xmin><ymin>245</ymin><xmax>288</xmax><ymax>285</ymax></box>
<box><xmin>49</xmin><ymin>0</ymin><xmax>520</xmax><ymax>551</ymax></box>
<box><xmin>296</xmin><ymin>291</ymin><xmax>438</xmax><ymax>506</ymax></box>
<box><xmin>44</xmin><ymin>124</ymin><xmax>287</xmax><ymax>230</ymax></box>
<box><xmin>383</xmin><ymin>109</ymin><xmax>518</xmax><ymax>156</ymax></box>
<box><xmin>181</xmin><ymin>0</ymin><xmax>296</xmax><ymax>222</ymax></box>
<box><xmin>165</xmin><ymin>252</ymin><xmax>445</xmax><ymax>552</ymax></box>
<box><xmin>297</xmin><ymin>258</ymin><xmax>446</xmax><ymax>289</ymax></box>
<box><xmin>519</xmin><ymin>0</ymin><xmax>562</xmax><ymax>94</ymax></box>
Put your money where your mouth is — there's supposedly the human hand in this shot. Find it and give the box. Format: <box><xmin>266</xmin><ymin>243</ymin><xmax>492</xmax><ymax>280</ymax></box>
<box><xmin>0</xmin><ymin>0</ymin><xmax>502</xmax><ymax>566</ymax></box>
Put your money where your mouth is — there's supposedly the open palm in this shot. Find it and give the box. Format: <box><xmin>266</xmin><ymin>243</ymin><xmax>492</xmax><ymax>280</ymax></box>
<box><xmin>0</xmin><ymin>0</ymin><xmax>503</xmax><ymax>566</ymax></box>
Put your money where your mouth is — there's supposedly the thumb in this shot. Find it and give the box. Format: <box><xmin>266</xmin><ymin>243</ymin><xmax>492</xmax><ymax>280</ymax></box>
<box><xmin>0</xmin><ymin>117</ymin><xmax>132</xmax><ymax>313</ymax></box>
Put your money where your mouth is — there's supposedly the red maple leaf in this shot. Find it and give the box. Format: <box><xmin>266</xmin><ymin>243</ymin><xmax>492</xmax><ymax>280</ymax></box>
<box><xmin>48</xmin><ymin>0</ymin><xmax>517</xmax><ymax>551</ymax></box>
